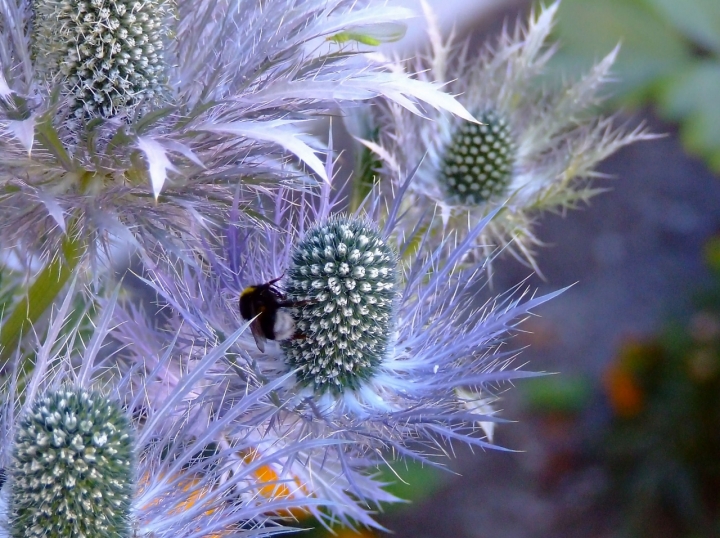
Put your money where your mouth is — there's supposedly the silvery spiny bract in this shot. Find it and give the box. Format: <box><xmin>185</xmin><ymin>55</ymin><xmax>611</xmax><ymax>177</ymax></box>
<box><xmin>111</xmin><ymin>163</ymin><xmax>563</xmax><ymax>527</ymax></box>
<box><xmin>364</xmin><ymin>1</ymin><xmax>654</xmax><ymax>268</ymax></box>
<box><xmin>0</xmin><ymin>0</ymin><xmax>655</xmax><ymax>535</ymax></box>
<box><xmin>0</xmin><ymin>284</ymin><xmax>342</xmax><ymax>537</ymax></box>
<box><xmin>0</xmin><ymin>0</ymin><xmax>473</xmax><ymax>270</ymax></box>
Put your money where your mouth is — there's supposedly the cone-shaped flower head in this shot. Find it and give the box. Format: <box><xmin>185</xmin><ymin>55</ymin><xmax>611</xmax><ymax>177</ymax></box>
<box><xmin>283</xmin><ymin>215</ymin><xmax>397</xmax><ymax>393</ymax></box>
<box><xmin>440</xmin><ymin>110</ymin><xmax>516</xmax><ymax>204</ymax></box>
<box><xmin>10</xmin><ymin>387</ymin><xmax>133</xmax><ymax>538</ymax></box>
<box><xmin>32</xmin><ymin>0</ymin><xmax>171</xmax><ymax>126</ymax></box>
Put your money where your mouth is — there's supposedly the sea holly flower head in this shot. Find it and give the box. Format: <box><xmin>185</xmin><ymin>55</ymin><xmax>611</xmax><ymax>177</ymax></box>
<box><xmin>440</xmin><ymin>109</ymin><xmax>516</xmax><ymax>205</ymax></box>
<box><xmin>366</xmin><ymin>1</ymin><xmax>655</xmax><ymax>268</ymax></box>
<box><xmin>121</xmin><ymin>162</ymin><xmax>564</xmax><ymax>526</ymax></box>
<box><xmin>10</xmin><ymin>387</ymin><xmax>134</xmax><ymax>538</ymax></box>
<box><xmin>32</xmin><ymin>0</ymin><xmax>172</xmax><ymax>131</ymax></box>
<box><xmin>283</xmin><ymin>215</ymin><xmax>398</xmax><ymax>393</ymax></box>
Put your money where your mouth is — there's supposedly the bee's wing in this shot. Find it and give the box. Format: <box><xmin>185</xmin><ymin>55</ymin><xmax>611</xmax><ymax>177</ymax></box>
<box><xmin>249</xmin><ymin>319</ymin><xmax>267</xmax><ymax>352</ymax></box>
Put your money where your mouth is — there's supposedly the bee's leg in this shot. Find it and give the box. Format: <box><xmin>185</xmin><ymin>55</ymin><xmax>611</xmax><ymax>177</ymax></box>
<box><xmin>292</xmin><ymin>330</ymin><xmax>307</xmax><ymax>341</ymax></box>
<box><xmin>277</xmin><ymin>299</ymin><xmax>312</xmax><ymax>308</ymax></box>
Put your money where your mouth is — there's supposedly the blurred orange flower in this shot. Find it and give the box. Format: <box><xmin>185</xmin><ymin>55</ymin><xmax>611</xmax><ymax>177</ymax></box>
<box><xmin>603</xmin><ymin>365</ymin><xmax>644</xmax><ymax>418</ymax></box>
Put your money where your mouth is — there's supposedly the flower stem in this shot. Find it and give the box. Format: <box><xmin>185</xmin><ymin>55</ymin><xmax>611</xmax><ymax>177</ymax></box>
<box><xmin>0</xmin><ymin>235</ymin><xmax>83</xmax><ymax>361</ymax></box>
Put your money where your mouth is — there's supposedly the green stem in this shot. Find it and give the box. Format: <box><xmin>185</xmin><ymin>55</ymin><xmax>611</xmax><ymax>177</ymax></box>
<box><xmin>349</xmin><ymin>128</ymin><xmax>381</xmax><ymax>213</ymax></box>
<box><xmin>0</xmin><ymin>235</ymin><xmax>84</xmax><ymax>361</ymax></box>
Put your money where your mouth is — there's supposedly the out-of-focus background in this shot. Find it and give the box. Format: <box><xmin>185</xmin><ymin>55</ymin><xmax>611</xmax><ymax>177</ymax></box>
<box><xmin>305</xmin><ymin>1</ymin><xmax>720</xmax><ymax>537</ymax></box>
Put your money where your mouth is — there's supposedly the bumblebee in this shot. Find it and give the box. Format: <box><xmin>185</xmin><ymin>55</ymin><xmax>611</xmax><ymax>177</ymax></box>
<box><xmin>239</xmin><ymin>276</ymin><xmax>303</xmax><ymax>352</ymax></box>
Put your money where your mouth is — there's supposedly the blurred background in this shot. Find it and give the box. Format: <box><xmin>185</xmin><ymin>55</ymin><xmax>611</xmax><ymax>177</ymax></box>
<box><xmin>301</xmin><ymin>1</ymin><xmax>720</xmax><ymax>537</ymax></box>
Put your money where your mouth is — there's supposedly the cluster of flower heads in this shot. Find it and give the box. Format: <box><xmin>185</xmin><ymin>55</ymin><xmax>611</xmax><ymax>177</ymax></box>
<box><xmin>0</xmin><ymin>1</ymin><xmax>650</xmax><ymax>537</ymax></box>
<box><xmin>362</xmin><ymin>1</ymin><xmax>654</xmax><ymax>269</ymax></box>
<box><xmin>1</xmin><ymin>0</ymin><xmax>470</xmax><ymax>271</ymax></box>
<box><xmin>108</xmin><ymin>163</ymin><xmax>563</xmax><ymax>528</ymax></box>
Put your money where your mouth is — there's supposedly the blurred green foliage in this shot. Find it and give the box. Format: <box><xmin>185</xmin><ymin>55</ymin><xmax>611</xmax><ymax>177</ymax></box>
<box><xmin>600</xmin><ymin>235</ymin><xmax>720</xmax><ymax>537</ymax></box>
<box><xmin>553</xmin><ymin>0</ymin><xmax>720</xmax><ymax>171</ymax></box>
<box><xmin>519</xmin><ymin>375</ymin><xmax>593</xmax><ymax>415</ymax></box>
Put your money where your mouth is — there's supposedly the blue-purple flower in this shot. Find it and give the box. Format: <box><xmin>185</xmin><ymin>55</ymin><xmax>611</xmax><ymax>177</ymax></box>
<box><xmin>0</xmin><ymin>281</ymin><xmax>341</xmax><ymax>537</ymax></box>
<box><xmin>109</xmin><ymin>157</ymin><xmax>563</xmax><ymax>525</ymax></box>
<box><xmin>0</xmin><ymin>0</ymin><xmax>473</xmax><ymax>270</ymax></box>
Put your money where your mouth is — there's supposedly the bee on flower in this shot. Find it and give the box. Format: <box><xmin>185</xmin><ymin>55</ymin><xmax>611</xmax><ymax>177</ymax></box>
<box><xmin>0</xmin><ymin>0</ymin><xmax>478</xmax><ymax>364</ymax></box>
<box><xmin>0</xmin><ymin>281</ymin><xmax>342</xmax><ymax>538</ymax></box>
<box><xmin>361</xmin><ymin>1</ymin><xmax>655</xmax><ymax>270</ymax></box>
<box><xmin>112</xmin><ymin>155</ymin><xmax>563</xmax><ymax>527</ymax></box>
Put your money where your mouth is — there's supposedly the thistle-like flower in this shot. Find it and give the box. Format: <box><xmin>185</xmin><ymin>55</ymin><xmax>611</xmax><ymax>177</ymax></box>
<box><xmin>0</xmin><ymin>0</ymin><xmax>477</xmax><ymax>363</ymax></box>
<box><xmin>0</xmin><ymin>0</ymin><xmax>473</xmax><ymax>270</ymax></box>
<box><xmin>10</xmin><ymin>387</ymin><xmax>134</xmax><ymax>538</ymax></box>
<box><xmin>364</xmin><ymin>1</ymin><xmax>654</xmax><ymax>268</ymax></box>
<box><xmin>32</xmin><ymin>0</ymin><xmax>172</xmax><ymax>130</ymax></box>
<box><xmin>438</xmin><ymin>109</ymin><xmax>515</xmax><ymax>205</ymax></box>
<box><xmin>114</xmin><ymin>163</ymin><xmax>563</xmax><ymax>526</ymax></box>
<box><xmin>283</xmin><ymin>215</ymin><xmax>398</xmax><ymax>393</ymax></box>
<box><xmin>0</xmin><ymin>281</ymin><xmax>341</xmax><ymax>537</ymax></box>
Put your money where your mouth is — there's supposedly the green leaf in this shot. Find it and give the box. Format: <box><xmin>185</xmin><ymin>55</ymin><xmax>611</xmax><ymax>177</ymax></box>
<box><xmin>0</xmin><ymin>234</ymin><xmax>84</xmax><ymax>361</ymax></box>
<box><xmin>349</xmin><ymin>130</ymin><xmax>381</xmax><ymax>213</ymax></box>
<box><xmin>659</xmin><ymin>61</ymin><xmax>720</xmax><ymax>171</ymax></box>
<box><xmin>35</xmin><ymin>116</ymin><xmax>74</xmax><ymax>171</ymax></box>
<box><xmin>644</xmin><ymin>0</ymin><xmax>720</xmax><ymax>55</ymax></box>
<box><xmin>551</xmin><ymin>0</ymin><xmax>692</xmax><ymax>102</ymax></box>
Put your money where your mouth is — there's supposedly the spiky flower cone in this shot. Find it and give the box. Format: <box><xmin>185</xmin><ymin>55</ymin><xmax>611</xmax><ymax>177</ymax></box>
<box><xmin>440</xmin><ymin>110</ymin><xmax>516</xmax><ymax>204</ymax></box>
<box><xmin>283</xmin><ymin>215</ymin><xmax>398</xmax><ymax>393</ymax></box>
<box><xmin>10</xmin><ymin>388</ymin><xmax>134</xmax><ymax>538</ymax></box>
<box><xmin>32</xmin><ymin>0</ymin><xmax>171</xmax><ymax>125</ymax></box>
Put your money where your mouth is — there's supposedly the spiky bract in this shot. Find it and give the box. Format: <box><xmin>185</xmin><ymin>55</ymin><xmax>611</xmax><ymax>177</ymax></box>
<box><xmin>283</xmin><ymin>215</ymin><xmax>397</xmax><ymax>393</ymax></box>
<box><xmin>10</xmin><ymin>387</ymin><xmax>133</xmax><ymax>538</ymax></box>
<box><xmin>105</xmin><ymin>175</ymin><xmax>568</xmax><ymax>528</ymax></box>
<box><xmin>441</xmin><ymin>110</ymin><xmax>515</xmax><ymax>204</ymax></box>
<box><xmin>0</xmin><ymin>0</ymin><xmax>475</xmax><ymax>278</ymax></box>
<box><xmin>32</xmin><ymin>0</ymin><xmax>171</xmax><ymax>125</ymax></box>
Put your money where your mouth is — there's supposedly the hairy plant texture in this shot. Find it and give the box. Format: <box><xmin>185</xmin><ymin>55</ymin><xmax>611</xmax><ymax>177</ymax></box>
<box><xmin>0</xmin><ymin>285</ymin><xmax>343</xmax><ymax>537</ymax></box>
<box><xmin>110</xmin><ymin>159</ymin><xmax>562</xmax><ymax>527</ymax></box>
<box><xmin>0</xmin><ymin>0</ymin><xmax>473</xmax><ymax>273</ymax></box>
